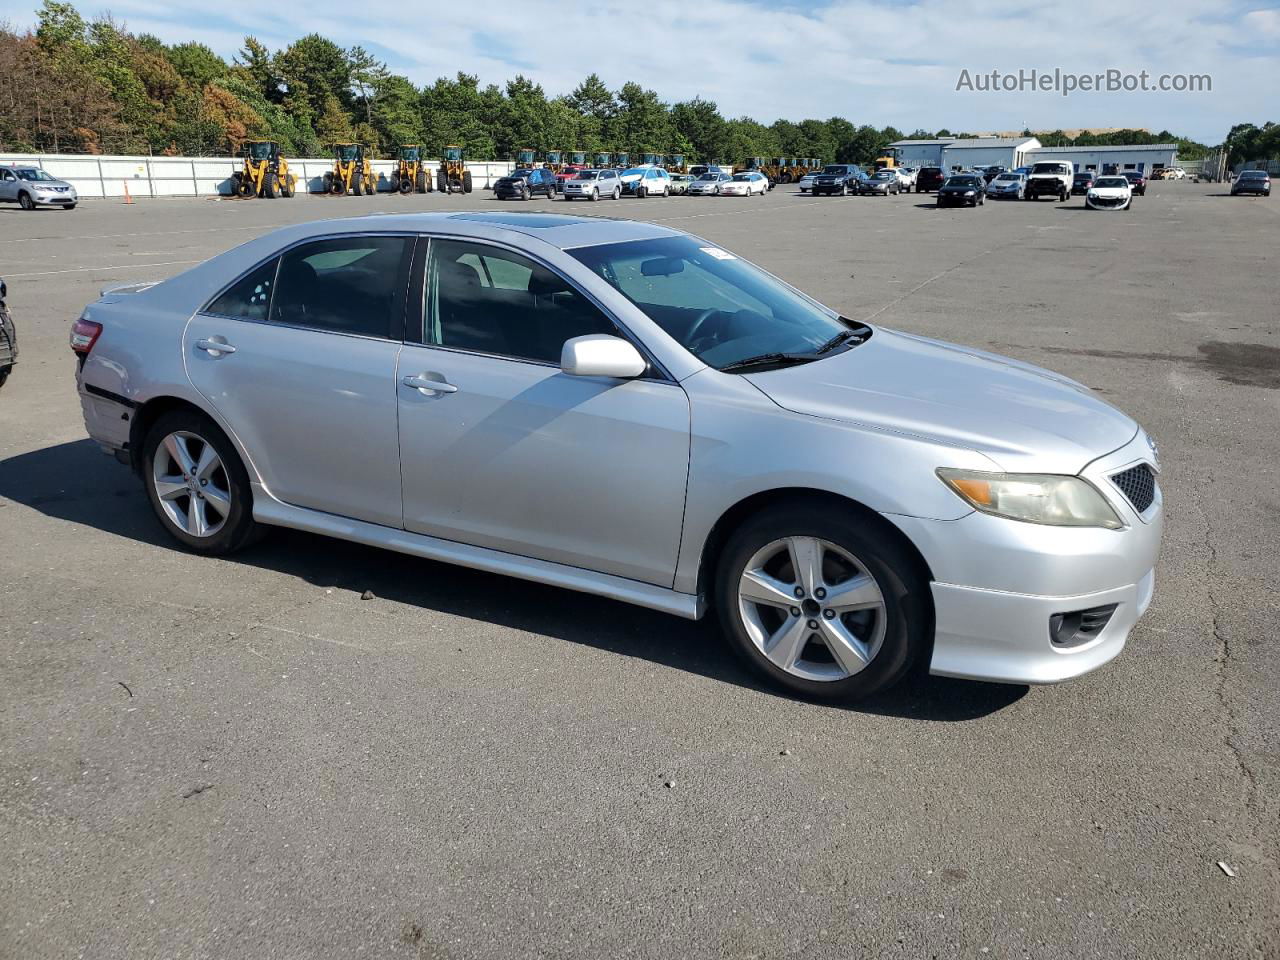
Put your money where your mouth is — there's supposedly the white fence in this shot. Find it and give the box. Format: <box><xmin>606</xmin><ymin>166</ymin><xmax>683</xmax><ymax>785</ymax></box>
<box><xmin>0</xmin><ymin>153</ymin><xmax>517</xmax><ymax>199</ymax></box>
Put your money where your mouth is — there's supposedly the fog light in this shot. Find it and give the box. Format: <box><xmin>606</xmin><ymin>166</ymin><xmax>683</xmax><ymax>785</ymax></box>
<box><xmin>1049</xmin><ymin>604</ymin><xmax>1118</xmax><ymax>648</ymax></box>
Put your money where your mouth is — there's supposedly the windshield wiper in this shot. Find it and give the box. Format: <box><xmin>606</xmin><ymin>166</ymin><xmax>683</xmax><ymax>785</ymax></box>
<box><xmin>718</xmin><ymin>352</ymin><xmax>818</xmax><ymax>373</ymax></box>
<box><xmin>815</xmin><ymin>323</ymin><xmax>872</xmax><ymax>355</ymax></box>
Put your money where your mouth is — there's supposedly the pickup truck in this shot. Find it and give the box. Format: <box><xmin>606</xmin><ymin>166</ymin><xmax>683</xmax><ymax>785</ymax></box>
<box><xmin>1025</xmin><ymin>161</ymin><xmax>1073</xmax><ymax>201</ymax></box>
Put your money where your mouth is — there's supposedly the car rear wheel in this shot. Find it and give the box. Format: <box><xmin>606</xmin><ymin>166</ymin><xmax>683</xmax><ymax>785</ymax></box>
<box><xmin>143</xmin><ymin>409</ymin><xmax>262</xmax><ymax>555</ymax></box>
<box><xmin>18</xmin><ymin>192</ymin><xmax>34</xmax><ymax>210</ymax></box>
<box><xmin>715</xmin><ymin>504</ymin><xmax>929</xmax><ymax>703</ymax></box>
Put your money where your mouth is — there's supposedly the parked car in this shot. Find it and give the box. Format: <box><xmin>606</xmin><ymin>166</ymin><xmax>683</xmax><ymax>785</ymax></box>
<box><xmin>620</xmin><ymin>166</ymin><xmax>673</xmax><ymax>197</ymax></box>
<box><xmin>895</xmin><ymin>167</ymin><xmax>918</xmax><ymax>188</ymax></box>
<box><xmin>719</xmin><ymin>171</ymin><xmax>769</xmax><ymax>196</ymax></box>
<box><xmin>0</xmin><ymin>166</ymin><xmax>78</xmax><ymax>210</ymax></box>
<box><xmin>811</xmin><ymin>164</ymin><xmax>864</xmax><ymax>196</ymax></box>
<box><xmin>981</xmin><ymin>166</ymin><xmax>1007</xmax><ymax>184</ymax></box>
<box><xmin>1071</xmin><ymin>172</ymin><xmax>1095</xmax><ymax>195</ymax></box>
<box><xmin>72</xmin><ymin>211</ymin><xmax>1163</xmax><ymax>703</ymax></box>
<box><xmin>688</xmin><ymin>172</ymin><xmax>733</xmax><ymax>196</ymax></box>
<box><xmin>688</xmin><ymin>164</ymin><xmax>728</xmax><ymax>179</ymax></box>
<box><xmin>1230</xmin><ymin>170</ymin><xmax>1271</xmax><ymax>196</ymax></box>
<box><xmin>1164</xmin><ymin>167</ymin><xmax>1185</xmax><ymax>180</ymax></box>
<box><xmin>1025</xmin><ymin>161</ymin><xmax>1073</xmax><ymax>201</ymax></box>
<box><xmin>797</xmin><ymin>170</ymin><xmax>820</xmax><ymax>193</ymax></box>
<box><xmin>668</xmin><ymin>173</ymin><xmax>694</xmax><ymax>195</ymax></box>
<box><xmin>560</xmin><ymin>168</ymin><xmax>622</xmax><ymax>201</ymax></box>
<box><xmin>0</xmin><ymin>277</ymin><xmax>15</xmax><ymax>389</ymax></box>
<box><xmin>1120</xmin><ymin>171</ymin><xmax>1147</xmax><ymax>196</ymax></box>
<box><xmin>494</xmin><ymin>167</ymin><xmax>557</xmax><ymax>200</ymax></box>
<box><xmin>914</xmin><ymin>167</ymin><xmax>946</xmax><ymax>193</ymax></box>
<box><xmin>858</xmin><ymin>170</ymin><xmax>902</xmax><ymax>196</ymax></box>
<box><xmin>1084</xmin><ymin>175</ymin><xmax>1133</xmax><ymax>211</ymax></box>
<box><xmin>936</xmin><ymin>174</ymin><xmax>986</xmax><ymax>207</ymax></box>
<box><xmin>986</xmin><ymin>172</ymin><xmax>1026</xmax><ymax>200</ymax></box>
<box><xmin>553</xmin><ymin>165</ymin><xmax>586</xmax><ymax>192</ymax></box>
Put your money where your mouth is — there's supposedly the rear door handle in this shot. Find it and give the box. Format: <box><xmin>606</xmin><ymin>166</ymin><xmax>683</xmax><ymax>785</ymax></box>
<box><xmin>402</xmin><ymin>374</ymin><xmax>458</xmax><ymax>394</ymax></box>
<box><xmin>195</xmin><ymin>339</ymin><xmax>236</xmax><ymax>356</ymax></box>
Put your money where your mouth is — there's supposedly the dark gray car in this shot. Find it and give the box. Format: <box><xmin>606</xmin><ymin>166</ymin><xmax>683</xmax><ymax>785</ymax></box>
<box><xmin>0</xmin><ymin>277</ymin><xmax>16</xmax><ymax>389</ymax></box>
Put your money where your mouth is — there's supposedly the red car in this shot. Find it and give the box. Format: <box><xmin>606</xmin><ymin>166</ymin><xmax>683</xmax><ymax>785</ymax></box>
<box><xmin>554</xmin><ymin>165</ymin><xmax>586</xmax><ymax>193</ymax></box>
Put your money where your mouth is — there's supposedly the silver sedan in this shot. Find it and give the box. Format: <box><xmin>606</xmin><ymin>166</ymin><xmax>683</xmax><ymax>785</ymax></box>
<box><xmin>73</xmin><ymin>212</ymin><xmax>1162</xmax><ymax>703</ymax></box>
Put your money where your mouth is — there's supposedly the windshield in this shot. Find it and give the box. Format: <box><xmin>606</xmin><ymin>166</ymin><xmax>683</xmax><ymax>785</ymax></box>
<box><xmin>995</xmin><ymin>174</ymin><xmax>1020</xmax><ymax>182</ymax></box>
<box><xmin>401</xmin><ymin>147</ymin><xmax>420</xmax><ymax>161</ymax></box>
<box><xmin>574</xmin><ymin>171</ymin><xmax>599</xmax><ymax>179</ymax></box>
<box><xmin>570</xmin><ymin>236</ymin><xmax>863</xmax><ymax>370</ymax></box>
<box><xmin>871</xmin><ymin>171</ymin><xmax>894</xmax><ymax>180</ymax></box>
<box><xmin>508</xmin><ymin>170</ymin><xmax>532</xmax><ymax>179</ymax></box>
<box><xmin>731</xmin><ymin>174</ymin><xmax>753</xmax><ymax>181</ymax></box>
<box><xmin>16</xmin><ymin>169</ymin><xmax>56</xmax><ymax>181</ymax></box>
<box><xmin>336</xmin><ymin>145</ymin><xmax>359</xmax><ymax>161</ymax></box>
<box><xmin>622</xmin><ymin>168</ymin><xmax>647</xmax><ymax>177</ymax></box>
<box><xmin>1094</xmin><ymin>177</ymin><xmax>1129</xmax><ymax>188</ymax></box>
<box><xmin>1031</xmin><ymin>163</ymin><xmax>1068</xmax><ymax>175</ymax></box>
<box><xmin>945</xmin><ymin>176</ymin><xmax>980</xmax><ymax>186</ymax></box>
<box><xmin>821</xmin><ymin>166</ymin><xmax>846</xmax><ymax>174</ymax></box>
<box><xmin>248</xmin><ymin>142</ymin><xmax>273</xmax><ymax>160</ymax></box>
<box><xmin>696</xmin><ymin>174</ymin><xmax>719</xmax><ymax>181</ymax></box>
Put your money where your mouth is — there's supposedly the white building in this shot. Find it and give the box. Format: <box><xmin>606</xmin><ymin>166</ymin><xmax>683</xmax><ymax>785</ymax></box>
<box><xmin>1023</xmin><ymin>143</ymin><xmax>1179</xmax><ymax>176</ymax></box>
<box><xmin>888</xmin><ymin>137</ymin><xmax>1040</xmax><ymax>171</ymax></box>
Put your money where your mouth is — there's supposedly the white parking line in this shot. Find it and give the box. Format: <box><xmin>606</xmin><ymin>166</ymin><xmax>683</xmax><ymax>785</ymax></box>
<box><xmin>5</xmin><ymin>259</ymin><xmax>202</xmax><ymax>278</ymax></box>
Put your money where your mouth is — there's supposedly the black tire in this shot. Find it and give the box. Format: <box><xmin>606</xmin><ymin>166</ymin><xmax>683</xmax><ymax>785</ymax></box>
<box><xmin>416</xmin><ymin>169</ymin><xmax>428</xmax><ymax>193</ymax></box>
<box><xmin>351</xmin><ymin>175</ymin><xmax>362</xmax><ymax>197</ymax></box>
<box><xmin>65</xmin><ymin>203</ymin><xmax>76</xmax><ymax>210</ymax></box>
<box><xmin>141</xmin><ymin>409</ymin><xmax>263</xmax><ymax>556</ymax></box>
<box><xmin>589</xmin><ymin>188</ymin><xmax>599</xmax><ymax>202</ymax></box>
<box><xmin>399</xmin><ymin>176</ymin><xmax>412</xmax><ymax>195</ymax></box>
<box><xmin>0</xmin><ymin>365</ymin><xmax>10</xmax><ymax>389</ymax></box>
<box><xmin>281</xmin><ymin>177</ymin><xmax>294</xmax><ymax>198</ymax></box>
<box><xmin>19</xmin><ymin>192</ymin><xmax>35</xmax><ymax>210</ymax></box>
<box><xmin>236</xmin><ymin>176</ymin><xmax>255</xmax><ymax>199</ymax></box>
<box><xmin>463</xmin><ymin>171</ymin><xmax>473</xmax><ymax>193</ymax></box>
<box><xmin>333</xmin><ymin>178</ymin><xmax>347</xmax><ymax>196</ymax></box>
<box><xmin>437</xmin><ymin>170</ymin><xmax>448</xmax><ymax>193</ymax></box>
<box><xmin>323</xmin><ymin>172</ymin><xmax>334</xmax><ymax>194</ymax></box>
<box><xmin>263</xmin><ymin>172</ymin><xmax>278</xmax><ymax>199</ymax></box>
<box><xmin>714</xmin><ymin>502</ymin><xmax>930</xmax><ymax>704</ymax></box>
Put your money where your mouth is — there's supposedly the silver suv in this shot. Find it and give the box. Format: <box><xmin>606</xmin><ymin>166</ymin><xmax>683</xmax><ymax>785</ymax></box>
<box><xmin>0</xmin><ymin>166</ymin><xmax>78</xmax><ymax>210</ymax></box>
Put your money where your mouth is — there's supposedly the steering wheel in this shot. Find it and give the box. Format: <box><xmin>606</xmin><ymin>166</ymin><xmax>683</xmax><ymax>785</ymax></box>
<box><xmin>686</xmin><ymin>307</ymin><xmax>730</xmax><ymax>348</ymax></box>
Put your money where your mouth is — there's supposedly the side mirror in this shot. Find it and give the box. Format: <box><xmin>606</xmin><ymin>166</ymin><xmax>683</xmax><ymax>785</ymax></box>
<box><xmin>561</xmin><ymin>335</ymin><xmax>646</xmax><ymax>379</ymax></box>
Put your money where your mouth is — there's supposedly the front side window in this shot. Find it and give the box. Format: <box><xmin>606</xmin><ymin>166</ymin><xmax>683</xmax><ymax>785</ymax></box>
<box><xmin>269</xmin><ymin>236</ymin><xmax>411</xmax><ymax>338</ymax></box>
<box><xmin>570</xmin><ymin>236</ymin><xmax>858</xmax><ymax>370</ymax></box>
<box><xmin>425</xmin><ymin>240</ymin><xmax>617</xmax><ymax>365</ymax></box>
<box><xmin>207</xmin><ymin>258</ymin><xmax>278</xmax><ymax>321</ymax></box>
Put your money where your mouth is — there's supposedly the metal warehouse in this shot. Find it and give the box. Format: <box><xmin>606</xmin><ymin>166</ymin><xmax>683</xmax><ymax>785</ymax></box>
<box><xmin>1025</xmin><ymin>144</ymin><xmax>1179</xmax><ymax>175</ymax></box>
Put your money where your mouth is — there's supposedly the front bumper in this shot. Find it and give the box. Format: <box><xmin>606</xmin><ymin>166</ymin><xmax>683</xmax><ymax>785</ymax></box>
<box><xmin>1086</xmin><ymin>195</ymin><xmax>1129</xmax><ymax>209</ymax></box>
<box><xmin>887</xmin><ymin>431</ymin><xmax>1163</xmax><ymax>685</ymax></box>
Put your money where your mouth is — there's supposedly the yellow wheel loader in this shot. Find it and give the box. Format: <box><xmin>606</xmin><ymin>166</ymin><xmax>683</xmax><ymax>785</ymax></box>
<box><xmin>323</xmin><ymin>143</ymin><xmax>376</xmax><ymax>196</ymax></box>
<box><xmin>391</xmin><ymin>145</ymin><xmax>432</xmax><ymax>194</ymax></box>
<box><xmin>232</xmin><ymin>141</ymin><xmax>296</xmax><ymax>199</ymax></box>
<box><xmin>665</xmin><ymin>154</ymin><xmax>687</xmax><ymax>174</ymax></box>
<box><xmin>437</xmin><ymin>145</ymin><xmax>473</xmax><ymax>194</ymax></box>
<box><xmin>514</xmin><ymin>148</ymin><xmax>537</xmax><ymax>169</ymax></box>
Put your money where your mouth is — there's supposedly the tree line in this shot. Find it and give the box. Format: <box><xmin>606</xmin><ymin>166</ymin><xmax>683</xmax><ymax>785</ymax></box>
<box><xmin>1</xmin><ymin>1</ymin><xmax>1217</xmax><ymax>164</ymax></box>
<box><xmin>1222</xmin><ymin>122</ymin><xmax>1280</xmax><ymax>167</ymax></box>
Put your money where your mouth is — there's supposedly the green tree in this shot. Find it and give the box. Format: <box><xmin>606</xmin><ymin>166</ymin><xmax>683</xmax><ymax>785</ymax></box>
<box><xmin>670</xmin><ymin>97</ymin><xmax>726</xmax><ymax>161</ymax></box>
<box><xmin>315</xmin><ymin>92</ymin><xmax>353</xmax><ymax>144</ymax></box>
<box><xmin>166</xmin><ymin>42</ymin><xmax>225</xmax><ymax>90</ymax></box>
<box><xmin>276</xmin><ymin>34</ymin><xmax>350</xmax><ymax>121</ymax></box>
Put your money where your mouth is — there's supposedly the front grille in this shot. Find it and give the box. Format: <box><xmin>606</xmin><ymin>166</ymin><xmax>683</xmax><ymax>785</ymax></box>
<box><xmin>1111</xmin><ymin>464</ymin><xmax>1156</xmax><ymax>513</ymax></box>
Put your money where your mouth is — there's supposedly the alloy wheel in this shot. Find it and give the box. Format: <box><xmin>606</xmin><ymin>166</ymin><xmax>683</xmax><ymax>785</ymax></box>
<box><xmin>737</xmin><ymin>536</ymin><xmax>887</xmax><ymax>682</ymax></box>
<box><xmin>152</xmin><ymin>430</ymin><xmax>232</xmax><ymax>538</ymax></box>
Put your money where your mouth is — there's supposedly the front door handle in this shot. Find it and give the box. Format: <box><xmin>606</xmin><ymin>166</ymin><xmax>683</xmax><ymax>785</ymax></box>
<box><xmin>195</xmin><ymin>338</ymin><xmax>236</xmax><ymax>356</ymax></box>
<box><xmin>402</xmin><ymin>374</ymin><xmax>458</xmax><ymax>395</ymax></box>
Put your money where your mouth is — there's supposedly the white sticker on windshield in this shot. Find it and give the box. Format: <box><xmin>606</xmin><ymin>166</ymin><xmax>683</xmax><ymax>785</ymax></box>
<box><xmin>700</xmin><ymin>247</ymin><xmax>737</xmax><ymax>261</ymax></box>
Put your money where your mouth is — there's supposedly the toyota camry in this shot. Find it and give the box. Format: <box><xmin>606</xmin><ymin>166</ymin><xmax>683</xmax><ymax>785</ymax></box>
<box><xmin>72</xmin><ymin>212</ymin><xmax>1162</xmax><ymax>703</ymax></box>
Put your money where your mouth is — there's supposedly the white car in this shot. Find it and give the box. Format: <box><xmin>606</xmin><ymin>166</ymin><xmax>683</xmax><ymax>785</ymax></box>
<box><xmin>1085</xmin><ymin>175</ymin><xmax>1133</xmax><ymax>210</ymax></box>
<box><xmin>719</xmin><ymin>172</ymin><xmax>769</xmax><ymax>196</ymax></box>
<box><xmin>892</xmin><ymin>167</ymin><xmax>916</xmax><ymax>188</ymax></box>
<box><xmin>687</xmin><ymin>172</ymin><xmax>732</xmax><ymax>196</ymax></box>
<box><xmin>798</xmin><ymin>171</ymin><xmax>819</xmax><ymax>193</ymax></box>
<box><xmin>619</xmin><ymin>166</ymin><xmax>672</xmax><ymax>198</ymax></box>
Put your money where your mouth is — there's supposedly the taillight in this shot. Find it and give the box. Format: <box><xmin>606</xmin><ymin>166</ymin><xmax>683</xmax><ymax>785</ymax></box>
<box><xmin>70</xmin><ymin>317</ymin><xmax>102</xmax><ymax>355</ymax></box>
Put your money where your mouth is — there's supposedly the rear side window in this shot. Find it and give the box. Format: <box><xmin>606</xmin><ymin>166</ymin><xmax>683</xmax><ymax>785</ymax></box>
<box><xmin>206</xmin><ymin>258</ymin><xmax>278</xmax><ymax>321</ymax></box>
<box><xmin>425</xmin><ymin>239</ymin><xmax>617</xmax><ymax>364</ymax></box>
<box><xmin>269</xmin><ymin>236</ymin><xmax>411</xmax><ymax>339</ymax></box>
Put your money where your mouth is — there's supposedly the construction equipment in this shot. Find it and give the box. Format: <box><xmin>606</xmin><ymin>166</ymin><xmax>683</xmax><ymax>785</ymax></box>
<box><xmin>594</xmin><ymin>152</ymin><xmax>613</xmax><ymax>168</ymax></box>
<box><xmin>544</xmin><ymin>151</ymin><xmax>564</xmax><ymax>173</ymax></box>
<box><xmin>642</xmin><ymin>152</ymin><xmax>661</xmax><ymax>166</ymax></box>
<box><xmin>665</xmin><ymin>154</ymin><xmax>687</xmax><ymax>174</ymax></box>
<box><xmin>873</xmin><ymin>151</ymin><xmax>899</xmax><ymax>171</ymax></box>
<box><xmin>390</xmin><ymin>145</ymin><xmax>432</xmax><ymax>194</ymax></box>
<box><xmin>568</xmin><ymin>151</ymin><xmax>587</xmax><ymax>167</ymax></box>
<box><xmin>515</xmin><ymin>148</ymin><xmax>537</xmax><ymax>169</ymax></box>
<box><xmin>232</xmin><ymin>140</ymin><xmax>296</xmax><ymax>199</ymax></box>
<box><xmin>614</xmin><ymin>152</ymin><xmax>630</xmax><ymax>168</ymax></box>
<box><xmin>437</xmin><ymin>145</ymin><xmax>473</xmax><ymax>194</ymax></box>
<box><xmin>323</xmin><ymin>143</ymin><xmax>376</xmax><ymax>196</ymax></box>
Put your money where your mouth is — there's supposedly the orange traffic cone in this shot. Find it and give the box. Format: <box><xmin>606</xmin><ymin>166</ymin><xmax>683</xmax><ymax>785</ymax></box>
<box><xmin>122</xmin><ymin>180</ymin><xmax>133</xmax><ymax>204</ymax></box>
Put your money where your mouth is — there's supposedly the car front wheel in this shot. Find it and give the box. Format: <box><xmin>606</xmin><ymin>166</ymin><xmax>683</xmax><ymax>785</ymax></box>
<box><xmin>143</xmin><ymin>409</ymin><xmax>262</xmax><ymax>555</ymax></box>
<box><xmin>715</xmin><ymin>503</ymin><xmax>929</xmax><ymax>703</ymax></box>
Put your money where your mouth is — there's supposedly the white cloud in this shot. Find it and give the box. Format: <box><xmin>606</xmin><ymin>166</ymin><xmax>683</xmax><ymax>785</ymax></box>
<box><xmin>2</xmin><ymin>0</ymin><xmax>1272</xmax><ymax>141</ymax></box>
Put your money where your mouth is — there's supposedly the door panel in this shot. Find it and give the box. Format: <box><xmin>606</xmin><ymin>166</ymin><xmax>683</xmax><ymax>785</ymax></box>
<box><xmin>397</xmin><ymin>345</ymin><xmax>690</xmax><ymax>586</ymax></box>
<box><xmin>185</xmin><ymin>317</ymin><xmax>404</xmax><ymax>527</ymax></box>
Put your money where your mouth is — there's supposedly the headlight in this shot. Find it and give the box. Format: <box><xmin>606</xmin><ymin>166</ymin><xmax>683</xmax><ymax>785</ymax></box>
<box><xmin>964</xmin><ymin>190</ymin><xmax>975</xmax><ymax>196</ymax></box>
<box><xmin>1087</xmin><ymin>191</ymin><xmax>1097</xmax><ymax>198</ymax></box>
<box><xmin>936</xmin><ymin>469</ymin><xmax>1123</xmax><ymax>529</ymax></box>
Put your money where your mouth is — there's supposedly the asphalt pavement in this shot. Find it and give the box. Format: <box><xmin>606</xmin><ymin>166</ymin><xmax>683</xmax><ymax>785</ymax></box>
<box><xmin>1</xmin><ymin>182</ymin><xmax>1276</xmax><ymax>959</ymax></box>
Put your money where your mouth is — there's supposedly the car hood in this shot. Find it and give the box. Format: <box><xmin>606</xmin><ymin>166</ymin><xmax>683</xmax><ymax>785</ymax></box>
<box><xmin>29</xmin><ymin>178</ymin><xmax>72</xmax><ymax>189</ymax></box>
<box><xmin>1090</xmin><ymin>187</ymin><xmax>1129</xmax><ymax>197</ymax></box>
<box><xmin>743</xmin><ymin>327</ymin><xmax>1137</xmax><ymax>474</ymax></box>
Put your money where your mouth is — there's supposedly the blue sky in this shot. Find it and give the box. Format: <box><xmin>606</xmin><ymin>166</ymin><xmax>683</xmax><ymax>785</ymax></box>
<box><xmin>3</xmin><ymin>0</ymin><xmax>1276</xmax><ymax>142</ymax></box>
